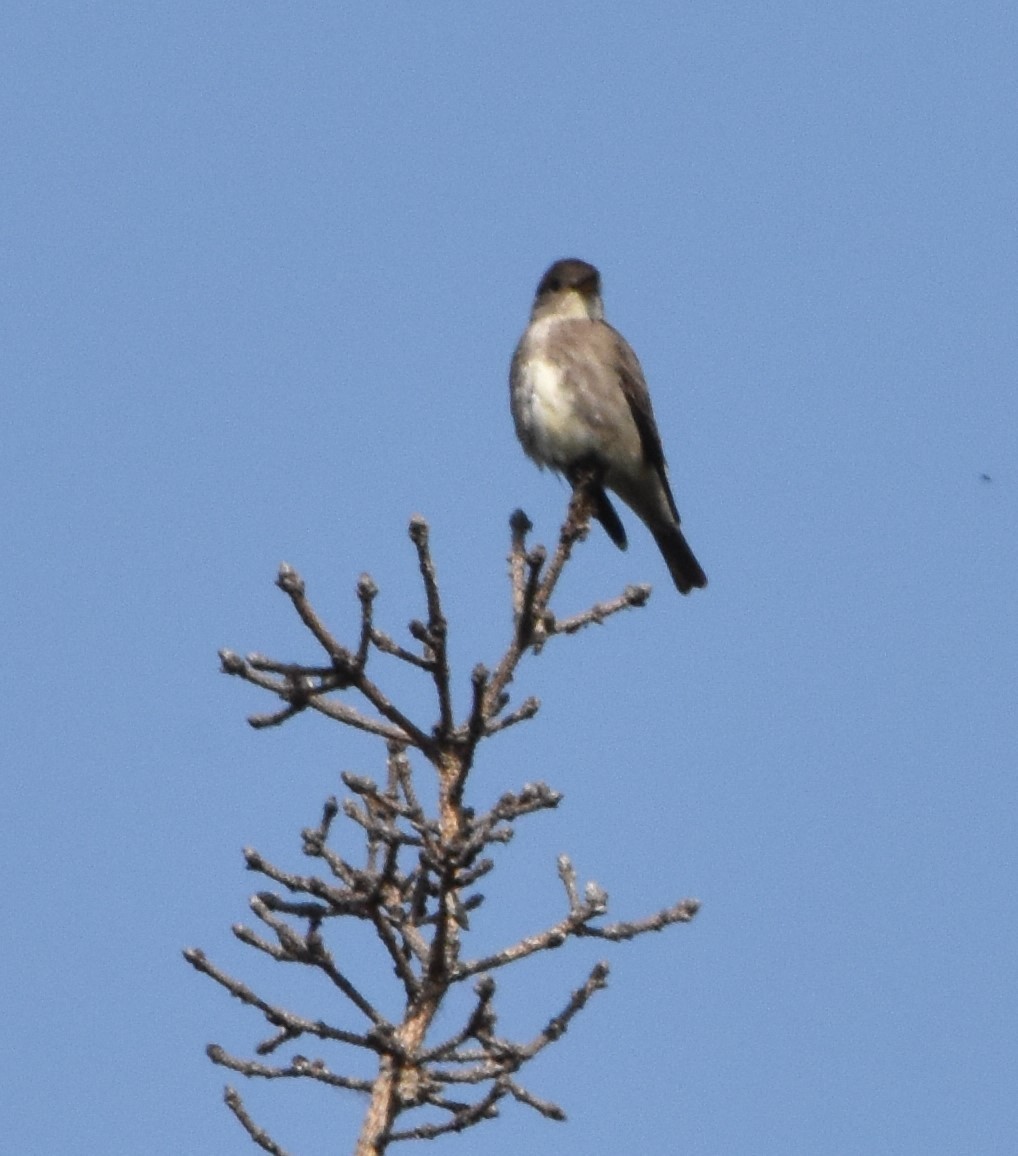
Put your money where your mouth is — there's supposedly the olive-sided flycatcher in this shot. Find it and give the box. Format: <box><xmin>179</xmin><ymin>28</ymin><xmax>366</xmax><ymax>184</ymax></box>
<box><xmin>510</xmin><ymin>258</ymin><xmax>707</xmax><ymax>594</ymax></box>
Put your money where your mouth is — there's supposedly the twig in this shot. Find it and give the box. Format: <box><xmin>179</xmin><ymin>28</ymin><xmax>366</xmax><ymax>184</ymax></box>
<box><xmin>224</xmin><ymin>1087</ymin><xmax>292</xmax><ymax>1156</ymax></box>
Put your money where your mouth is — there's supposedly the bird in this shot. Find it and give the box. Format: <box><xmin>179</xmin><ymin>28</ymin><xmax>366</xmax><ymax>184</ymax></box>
<box><xmin>509</xmin><ymin>258</ymin><xmax>707</xmax><ymax>594</ymax></box>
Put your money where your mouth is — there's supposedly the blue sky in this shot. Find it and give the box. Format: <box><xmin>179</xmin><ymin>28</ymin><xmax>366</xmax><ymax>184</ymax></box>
<box><xmin>3</xmin><ymin>3</ymin><xmax>1016</xmax><ymax>1153</ymax></box>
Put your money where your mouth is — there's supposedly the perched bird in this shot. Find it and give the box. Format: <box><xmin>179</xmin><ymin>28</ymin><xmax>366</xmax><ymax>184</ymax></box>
<box><xmin>509</xmin><ymin>258</ymin><xmax>707</xmax><ymax>594</ymax></box>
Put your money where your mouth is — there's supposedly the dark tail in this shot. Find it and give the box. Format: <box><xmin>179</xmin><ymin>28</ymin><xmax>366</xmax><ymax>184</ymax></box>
<box><xmin>652</xmin><ymin>522</ymin><xmax>707</xmax><ymax>594</ymax></box>
<box><xmin>591</xmin><ymin>486</ymin><xmax>628</xmax><ymax>551</ymax></box>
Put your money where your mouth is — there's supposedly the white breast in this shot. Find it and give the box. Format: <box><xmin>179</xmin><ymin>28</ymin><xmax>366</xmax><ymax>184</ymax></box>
<box><xmin>517</xmin><ymin>352</ymin><xmax>601</xmax><ymax>469</ymax></box>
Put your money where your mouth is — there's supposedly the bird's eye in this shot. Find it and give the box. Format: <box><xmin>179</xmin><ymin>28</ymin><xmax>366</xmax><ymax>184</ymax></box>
<box><xmin>546</xmin><ymin>278</ymin><xmax>560</xmax><ymax>292</ymax></box>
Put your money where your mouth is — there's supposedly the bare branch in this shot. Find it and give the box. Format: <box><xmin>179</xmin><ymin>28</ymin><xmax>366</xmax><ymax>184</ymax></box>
<box><xmin>454</xmin><ymin>895</ymin><xmax>607</xmax><ymax>981</ymax></box>
<box><xmin>228</xmin><ymin>567</ymin><xmax>440</xmax><ymax>751</ymax></box>
<box><xmin>420</xmin><ymin>975</ymin><xmax>497</xmax><ymax>1061</ymax></box>
<box><xmin>275</xmin><ymin>564</ymin><xmax>356</xmax><ymax>673</ymax></box>
<box><xmin>385</xmin><ymin>1081</ymin><xmax>505</xmax><ymax>1142</ymax></box>
<box><xmin>221</xmin><ymin>652</ymin><xmax>413</xmax><ymax>742</ymax></box>
<box><xmin>408</xmin><ymin>515</ymin><xmax>455</xmax><ymax>740</ymax></box>
<box><xmin>518</xmin><ymin>961</ymin><xmax>610</xmax><ymax>1059</ymax></box>
<box><xmin>557</xmin><ymin>853</ymin><xmax>581</xmax><ymax>911</ymax></box>
<box><xmin>552</xmin><ymin>583</ymin><xmax>652</xmax><ymax>636</ymax></box>
<box><xmin>507</xmin><ymin>508</ymin><xmax>533</xmax><ymax>619</ymax></box>
<box><xmin>356</xmin><ymin>573</ymin><xmax>378</xmax><ymax>669</ymax></box>
<box><xmin>203</xmin><ymin>495</ymin><xmax>697</xmax><ymax>1152</ymax></box>
<box><xmin>369</xmin><ymin>628</ymin><xmax>432</xmax><ymax>669</ymax></box>
<box><xmin>329</xmin><ymin>669</ymin><xmax>435</xmax><ymax>753</ymax></box>
<box><xmin>506</xmin><ymin>1080</ymin><xmax>567</xmax><ymax>1120</ymax></box>
<box><xmin>577</xmin><ymin>897</ymin><xmax>702</xmax><ymax>941</ymax></box>
<box><xmin>483</xmin><ymin>694</ymin><xmax>540</xmax><ymax>735</ymax></box>
<box><xmin>367</xmin><ymin>905</ymin><xmax>423</xmax><ymax>1001</ymax></box>
<box><xmin>224</xmin><ymin>1086</ymin><xmax>292</xmax><ymax>1156</ymax></box>
<box><xmin>466</xmin><ymin>663</ymin><xmax>489</xmax><ymax>744</ymax></box>
<box><xmin>211</xmin><ymin>1047</ymin><xmax>374</xmax><ymax>1092</ymax></box>
<box><xmin>536</xmin><ymin>483</ymin><xmax>595</xmax><ymax>607</ymax></box>
<box><xmin>182</xmin><ymin>949</ymin><xmax>380</xmax><ymax>1052</ymax></box>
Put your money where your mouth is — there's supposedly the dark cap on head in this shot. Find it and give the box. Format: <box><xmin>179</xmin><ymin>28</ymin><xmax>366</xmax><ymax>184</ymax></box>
<box><xmin>535</xmin><ymin>258</ymin><xmax>601</xmax><ymax>300</ymax></box>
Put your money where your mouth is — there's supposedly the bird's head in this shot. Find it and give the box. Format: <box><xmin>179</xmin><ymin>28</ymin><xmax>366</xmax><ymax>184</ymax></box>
<box><xmin>531</xmin><ymin>258</ymin><xmax>604</xmax><ymax>321</ymax></box>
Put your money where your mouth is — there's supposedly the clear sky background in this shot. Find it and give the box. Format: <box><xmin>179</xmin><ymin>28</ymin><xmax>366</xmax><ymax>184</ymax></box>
<box><xmin>3</xmin><ymin>3</ymin><xmax>1016</xmax><ymax>1154</ymax></box>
